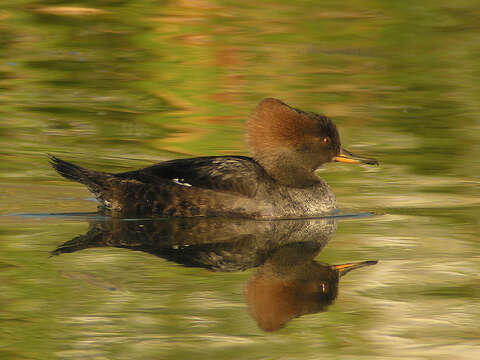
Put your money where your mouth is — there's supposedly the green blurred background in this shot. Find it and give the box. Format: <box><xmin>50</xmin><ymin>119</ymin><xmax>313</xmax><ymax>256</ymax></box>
<box><xmin>1</xmin><ymin>1</ymin><xmax>479</xmax><ymax>359</ymax></box>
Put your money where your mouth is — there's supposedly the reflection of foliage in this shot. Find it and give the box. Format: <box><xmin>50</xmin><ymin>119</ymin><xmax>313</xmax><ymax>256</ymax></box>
<box><xmin>373</xmin><ymin>4</ymin><xmax>479</xmax><ymax>175</ymax></box>
<box><xmin>0</xmin><ymin>0</ymin><xmax>479</xmax><ymax>183</ymax></box>
<box><xmin>1</xmin><ymin>1</ymin><xmax>176</xmax><ymax>171</ymax></box>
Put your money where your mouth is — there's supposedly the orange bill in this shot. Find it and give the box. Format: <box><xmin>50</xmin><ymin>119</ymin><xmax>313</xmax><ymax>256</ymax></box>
<box><xmin>331</xmin><ymin>260</ymin><xmax>378</xmax><ymax>276</ymax></box>
<box><xmin>334</xmin><ymin>148</ymin><xmax>378</xmax><ymax>165</ymax></box>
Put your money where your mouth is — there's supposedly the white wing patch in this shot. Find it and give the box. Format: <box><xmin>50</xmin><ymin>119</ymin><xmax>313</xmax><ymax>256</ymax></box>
<box><xmin>172</xmin><ymin>178</ymin><xmax>193</xmax><ymax>187</ymax></box>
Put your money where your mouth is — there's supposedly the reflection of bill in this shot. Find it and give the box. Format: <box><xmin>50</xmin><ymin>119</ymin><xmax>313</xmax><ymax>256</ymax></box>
<box><xmin>52</xmin><ymin>216</ymin><xmax>376</xmax><ymax>332</ymax></box>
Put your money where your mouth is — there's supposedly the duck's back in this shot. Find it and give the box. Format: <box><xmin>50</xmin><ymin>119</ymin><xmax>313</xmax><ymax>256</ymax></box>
<box><xmin>117</xmin><ymin>156</ymin><xmax>263</xmax><ymax>198</ymax></box>
<box><xmin>50</xmin><ymin>155</ymin><xmax>275</xmax><ymax>218</ymax></box>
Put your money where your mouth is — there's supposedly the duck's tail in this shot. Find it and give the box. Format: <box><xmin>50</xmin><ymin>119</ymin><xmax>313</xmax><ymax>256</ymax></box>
<box><xmin>48</xmin><ymin>154</ymin><xmax>112</xmax><ymax>203</ymax></box>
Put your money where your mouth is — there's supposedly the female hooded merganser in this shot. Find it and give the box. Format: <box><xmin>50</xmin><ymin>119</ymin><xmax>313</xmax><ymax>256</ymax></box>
<box><xmin>49</xmin><ymin>98</ymin><xmax>377</xmax><ymax>218</ymax></box>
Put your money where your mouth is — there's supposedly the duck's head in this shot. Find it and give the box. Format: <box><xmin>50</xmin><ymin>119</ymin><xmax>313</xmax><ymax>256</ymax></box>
<box><xmin>247</xmin><ymin>98</ymin><xmax>378</xmax><ymax>187</ymax></box>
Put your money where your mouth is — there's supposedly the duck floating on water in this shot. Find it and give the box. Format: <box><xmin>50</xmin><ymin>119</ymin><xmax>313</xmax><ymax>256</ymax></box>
<box><xmin>49</xmin><ymin>98</ymin><xmax>378</xmax><ymax>218</ymax></box>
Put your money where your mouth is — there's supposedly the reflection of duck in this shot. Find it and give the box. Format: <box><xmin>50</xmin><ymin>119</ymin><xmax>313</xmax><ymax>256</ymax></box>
<box><xmin>52</xmin><ymin>217</ymin><xmax>337</xmax><ymax>271</ymax></box>
<box><xmin>245</xmin><ymin>242</ymin><xmax>377</xmax><ymax>332</ymax></box>
<box><xmin>52</xmin><ymin>217</ymin><xmax>377</xmax><ymax>332</ymax></box>
<box><xmin>49</xmin><ymin>98</ymin><xmax>377</xmax><ymax>218</ymax></box>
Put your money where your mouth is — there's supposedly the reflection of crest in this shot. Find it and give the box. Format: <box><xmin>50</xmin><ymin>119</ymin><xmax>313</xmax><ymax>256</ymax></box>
<box><xmin>52</xmin><ymin>217</ymin><xmax>376</xmax><ymax>331</ymax></box>
<box><xmin>245</xmin><ymin>241</ymin><xmax>376</xmax><ymax>332</ymax></box>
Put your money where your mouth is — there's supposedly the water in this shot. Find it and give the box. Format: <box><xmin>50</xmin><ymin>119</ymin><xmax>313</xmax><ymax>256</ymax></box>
<box><xmin>1</xmin><ymin>1</ymin><xmax>480</xmax><ymax>359</ymax></box>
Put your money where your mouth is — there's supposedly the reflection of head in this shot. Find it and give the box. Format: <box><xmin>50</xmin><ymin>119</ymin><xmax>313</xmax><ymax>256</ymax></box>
<box><xmin>244</xmin><ymin>262</ymin><xmax>339</xmax><ymax>332</ymax></box>
<box><xmin>244</xmin><ymin>243</ymin><xmax>377</xmax><ymax>332</ymax></box>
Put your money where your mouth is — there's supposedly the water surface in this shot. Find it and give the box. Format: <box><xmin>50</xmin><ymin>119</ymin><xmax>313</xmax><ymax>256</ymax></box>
<box><xmin>1</xmin><ymin>1</ymin><xmax>479</xmax><ymax>359</ymax></box>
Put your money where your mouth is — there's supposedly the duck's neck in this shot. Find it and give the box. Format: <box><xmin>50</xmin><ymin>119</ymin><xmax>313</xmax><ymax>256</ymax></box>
<box><xmin>254</xmin><ymin>149</ymin><xmax>320</xmax><ymax>188</ymax></box>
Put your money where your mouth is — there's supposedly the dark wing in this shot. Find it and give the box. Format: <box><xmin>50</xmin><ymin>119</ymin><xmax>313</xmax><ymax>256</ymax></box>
<box><xmin>115</xmin><ymin>156</ymin><xmax>264</xmax><ymax>198</ymax></box>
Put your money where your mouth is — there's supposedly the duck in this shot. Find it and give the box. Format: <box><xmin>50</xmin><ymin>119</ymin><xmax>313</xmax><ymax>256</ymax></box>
<box><xmin>49</xmin><ymin>98</ymin><xmax>378</xmax><ymax>218</ymax></box>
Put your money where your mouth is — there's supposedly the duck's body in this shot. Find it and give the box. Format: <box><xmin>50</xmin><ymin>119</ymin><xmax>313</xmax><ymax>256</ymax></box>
<box><xmin>49</xmin><ymin>155</ymin><xmax>336</xmax><ymax>218</ymax></box>
<box><xmin>50</xmin><ymin>98</ymin><xmax>377</xmax><ymax>219</ymax></box>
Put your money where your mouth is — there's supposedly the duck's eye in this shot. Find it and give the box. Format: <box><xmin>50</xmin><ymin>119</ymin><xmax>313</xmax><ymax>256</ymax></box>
<box><xmin>321</xmin><ymin>137</ymin><xmax>331</xmax><ymax>145</ymax></box>
<box><xmin>320</xmin><ymin>282</ymin><xmax>328</xmax><ymax>293</ymax></box>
